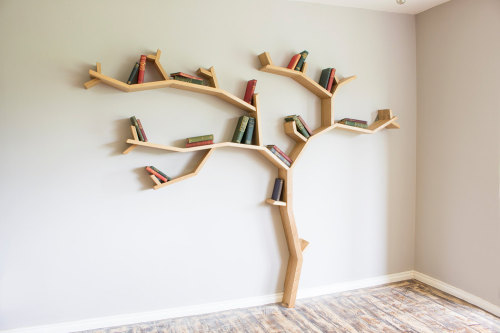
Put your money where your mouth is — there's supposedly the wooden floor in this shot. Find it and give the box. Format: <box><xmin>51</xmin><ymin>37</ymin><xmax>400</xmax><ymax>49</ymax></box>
<box><xmin>80</xmin><ymin>280</ymin><xmax>500</xmax><ymax>333</ymax></box>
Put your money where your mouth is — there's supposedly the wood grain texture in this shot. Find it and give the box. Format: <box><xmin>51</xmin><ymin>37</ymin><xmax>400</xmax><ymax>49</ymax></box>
<box><xmin>79</xmin><ymin>280</ymin><xmax>500</xmax><ymax>333</ymax></box>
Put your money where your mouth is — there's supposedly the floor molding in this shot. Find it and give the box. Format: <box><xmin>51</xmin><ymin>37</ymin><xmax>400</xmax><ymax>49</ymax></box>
<box><xmin>412</xmin><ymin>271</ymin><xmax>500</xmax><ymax>317</ymax></box>
<box><xmin>3</xmin><ymin>270</ymin><xmax>498</xmax><ymax>333</ymax></box>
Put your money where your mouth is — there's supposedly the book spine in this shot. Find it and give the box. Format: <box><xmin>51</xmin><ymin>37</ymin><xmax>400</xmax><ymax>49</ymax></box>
<box><xmin>269</xmin><ymin>145</ymin><xmax>293</xmax><ymax>164</ymax></box>
<box><xmin>287</xmin><ymin>54</ymin><xmax>301</xmax><ymax>69</ymax></box>
<box><xmin>319</xmin><ymin>68</ymin><xmax>331</xmax><ymax>89</ymax></box>
<box><xmin>137</xmin><ymin>55</ymin><xmax>147</xmax><ymax>84</ymax></box>
<box><xmin>297</xmin><ymin>115</ymin><xmax>313</xmax><ymax>136</ymax></box>
<box><xmin>187</xmin><ymin>134</ymin><xmax>214</xmax><ymax>144</ymax></box>
<box><xmin>243</xmin><ymin>80</ymin><xmax>257</xmax><ymax>104</ymax></box>
<box><xmin>231</xmin><ymin>116</ymin><xmax>249</xmax><ymax>143</ymax></box>
<box><xmin>271</xmin><ymin>178</ymin><xmax>284</xmax><ymax>201</ymax></box>
<box><xmin>145</xmin><ymin>166</ymin><xmax>168</xmax><ymax>182</ymax></box>
<box><xmin>170</xmin><ymin>72</ymin><xmax>204</xmax><ymax>81</ymax></box>
<box><xmin>130</xmin><ymin>116</ymin><xmax>144</xmax><ymax>141</ymax></box>
<box><xmin>326</xmin><ymin>68</ymin><xmax>336</xmax><ymax>92</ymax></box>
<box><xmin>136</xmin><ymin>119</ymin><xmax>148</xmax><ymax>142</ymax></box>
<box><xmin>294</xmin><ymin>50</ymin><xmax>309</xmax><ymax>71</ymax></box>
<box><xmin>268</xmin><ymin>147</ymin><xmax>291</xmax><ymax>167</ymax></box>
<box><xmin>172</xmin><ymin>76</ymin><xmax>205</xmax><ymax>85</ymax></box>
<box><xmin>243</xmin><ymin>117</ymin><xmax>255</xmax><ymax>144</ymax></box>
<box><xmin>343</xmin><ymin>120</ymin><xmax>368</xmax><ymax>128</ymax></box>
<box><xmin>127</xmin><ymin>62</ymin><xmax>140</xmax><ymax>85</ymax></box>
<box><xmin>291</xmin><ymin>117</ymin><xmax>310</xmax><ymax>138</ymax></box>
<box><xmin>185</xmin><ymin>140</ymin><xmax>214</xmax><ymax>147</ymax></box>
<box><xmin>341</xmin><ymin>118</ymin><xmax>368</xmax><ymax>125</ymax></box>
<box><xmin>150</xmin><ymin>166</ymin><xmax>171</xmax><ymax>181</ymax></box>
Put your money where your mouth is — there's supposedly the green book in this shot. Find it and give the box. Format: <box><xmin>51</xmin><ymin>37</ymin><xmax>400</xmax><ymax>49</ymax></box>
<box><xmin>342</xmin><ymin>120</ymin><xmax>368</xmax><ymax>128</ymax></box>
<box><xmin>127</xmin><ymin>62</ymin><xmax>140</xmax><ymax>85</ymax></box>
<box><xmin>172</xmin><ymin>76</ymin><xmax>206</xmax><ymax>85</ymax></box>
<box><xmin>130</xmin><ymin>116</ymin><xmax>144</xmax><ymax>141</ymax></box>
<box><xmin>150</xmin><ymin>166</ymin><xmax>172</xmax><ymax>181</ymax></box>
<box><xmin>294</xmin><ymin>50</ymin><xmax>309</xmax><ymax>71</ymax></box>
<box><xmin>285</xmin><ymin>115</ymin><xmax>310</xmax><ymax>139</ymax></box>
<box><xmin>243</xmin><ymin>117</ymin><xmax>255</xmax><ymax>144</ymax></box>
<box><xmin>319</xmin><ymin>68</ymin><xmax>331</xmax><ymax>89</ymax></box>
<box><xmin>187</xmin><ymin>134</ymin><xmax>214</xmax><ymax>144</ymax></box>
<box><xmin>231</xmin><ymin>116</ymin><xmax>249</xmax><ymax>143</ymax></box>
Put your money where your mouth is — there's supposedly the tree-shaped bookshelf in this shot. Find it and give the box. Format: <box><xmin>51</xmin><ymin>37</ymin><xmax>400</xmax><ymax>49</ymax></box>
<box><xmin>84</xmin><ymin>49</ymin><xmax>400</xmax><ymax>308</ymax></box>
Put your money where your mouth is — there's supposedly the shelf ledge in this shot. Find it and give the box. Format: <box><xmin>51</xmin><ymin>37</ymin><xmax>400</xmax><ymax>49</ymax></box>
<box><xmin>266</xmin><ymin>199</ymin><xmax>287</xmax><ymax>206</ymax></box>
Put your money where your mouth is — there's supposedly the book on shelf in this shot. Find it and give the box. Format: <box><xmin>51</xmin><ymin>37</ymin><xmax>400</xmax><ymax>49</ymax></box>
<box><xmin>326</xmin><ymin>68</ymin><xmax>336</xmax><ymax>92</ymax></box>
<box><xmin>287</xmin><ymin>54</ymin><xmax>301</xmax><ymax>69</ymax></box>
<box><xmin>284</xmin><ymin>115</ymin><xmax>311</xmax><ymax>139</ymax></box>
<box><xmin>294</xmin><ymin>50</ymin><xmax>309</xmax><ymax>71</ymax></box>
<box><xmin>171</xmin><ymin>75</ymin><xmax>207</xmax><ymax>85</ymax></box>
<box><xmin>232</xmin><ymin>116</ymin><xmax>249</xmax><ymax>143</ymax></box>
<box><xmin>266</xmin><ymin>145</ymin><xmax>292</xmax><ymax>167</ymax></box>
<box><xmin>271</xmin><ymin>178</ymin><xmax>284</xmax><ymax>201</ymax></box>
<box><xmin>137</xmin><ymin>55</ymin><xmax>147</xmax><ymax>84</ymax></box>
<box><xmin>339</xmin><ymin>118</ymin><xmax>368</xmax><ymax>128</ymax></box>
<box><xmin>242</xmin><ymin>117</ymin><xmax>255</xmax><ymax>144</ymax></box>
<box><xmin>185</xmin><ymin>140</ymin><xmax>214</xmax><ymax>148</ymax></box>
<box><xmin>145</xmin><ymin>166</ymin><xmax>169</xmax><ymax>183</ymax></box>
<box><xmin>297</xmin><ymin>115</ymin><xmax>313</xmax><ymax>136</ymax></box>
<box><xmin>170</xmin><ymin>72</ymin><xmax>204</xmax><ymax>81</ymax></box>
<box><xmin>150</xmin><ymin>166</ymin><xmax>172</xmax><ymax>181</ymax></box>
<box><xmin>130</xmin><ymin>116</ymin><xmax>147</xmax><ymax>142</ymax></box>
<box><xmin>127</xmin><ymin>62</ymin><xmax>140</xmax><ymax>85</ymax></box>
<box><xmin>319</xmin><ymin>68</ymin><xmax>331</xmax><ymax>89</ymax></box>
<box><xmin>136</xmin><ymin>119</ymin><xmax>148</xmax><ymax>142</ymax></box>
<box><xmin>187</xmin><ymin>134</ymin><xmax>214</xmax><ymax>144</ymax></box>
<box><xmin>243</xmin><ymin>79</ymin><xmax>257</xmax><ymax>104</ymax></box>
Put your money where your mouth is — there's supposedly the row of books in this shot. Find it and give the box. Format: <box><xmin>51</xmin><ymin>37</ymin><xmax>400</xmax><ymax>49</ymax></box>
<box><xmin>146</xmin><ymin>165</ymin><xmax>171</xmax><ymax>183</ymax></box>
<box><xmin>286</xmin><ymin>50</ymin><xmax>309</xmax><ymax>71</ymax></box>
<box><xmin>170</xmin><ymin>72</ymin><xmax>209</xmax><ymax>85</ymax></box>
<box><xmin>185</xmin><ymin>134</ymin><xmax>214</xmax><ymax>148</ymax></box>
<box><xmin>267</xmin><ymin>145</ymin><xmax>292</xmax><ymax>167</ymax></box>
<box><xmin>270</xmin><ymin>178</ymin><xmax>284</xmax><ymax>201</ymax></box>
<box><xmin>232</xmin><ymin>116</ymin><xmax>255</xmax><ymax>144</ymax></box>
<box><xmin>285</xmin><ymin>114</ymin><xmax>313</xmax><ymax>139</ymax></box>
<box><xmin>130</xmin><ymin>116</ymin><xmax>148</xmax><ymax>141</ymax></box>
<box><xmin>339</xmin><ymin>118</ymin><xmax>368</xmax><ymax>129</ymax></box>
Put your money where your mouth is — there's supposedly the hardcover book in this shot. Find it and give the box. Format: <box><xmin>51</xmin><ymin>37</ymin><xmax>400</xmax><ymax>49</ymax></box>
<box><xmin>150</xmin><ymin>166</ymin><xmax>171</xmax><ymax>181</ymax></box>
<box><xmin>297</xmin><ymin>115</ymin><xmax>313</xmax><ymax>136</ymax></box>
<box><xmin>130</xmin><ymin>116</ymin><xmax>144</xmax><ymax>141</ymax></box>
<box><xmin>127</xmin><ymin>62</ymin><xmax>140</xmax><ymax>85</ymax></box>
<box><xmin>170</xmin><ymin>72</ymin><xmax>204</xmax><ymax>81</ymax></box>
<box><xmin>285</xmin><ymin>115</ymin><xmax>310</xmax><ymax>139</ymax></box>
<box><xmin>287</xmin><ymin>54</ymin><xmax>301</xmax><ymax>69</ymax></box>
<box><xmin>319</xmin><ymin>68</ymin><xmax>331</xmax><ymax>89</ymax></box>
<box><xmin>243</xmin><ymin>80</ymin><xmax>257</xmax><ymax>104</ymax></box>
<box><xmin>137</xmin><ymin>55</ymin><xmax>147</xmax><ymax>84</ymax></box>
<box><xmin>187</xmin><ymin>134</ymin><xmax>214</xmax><ymax>144</ymax></box>
<box><xmin>271</xmin><ymin>178</ymin><xmax>284</xmax><ymax>201</ymax></box>
<box><xmin>136</xmin><ymin>119</ymin><xmax>148</xmax><ymax>142</ymax></box>
<box><xmin>294</xmin><ymin>50</ymin><xmax>309</xmax><ymax>71</ymax></box>
<box><xmin>326</xmin><ymin>68</ymin><xmax>336</xmax><ymax>92</ymax></box>
<box><xmin>145</xmin><ymin>166</ymin><xmax>168</xmax><ymax>183</ymax></box>
<box><xmin>171</xmin><ymin>76</ymin><xmax>206</xmax><ymax>85</ymax></box>
<box><xmin>340</xmin><ymin>118</ymin><xmax>368</xmax><ymax>125</ymax></box>
<box><xmin>185</xmin><ymin>140</ymin><xmax>214</xmax><ymax>148</ymax></box>
<box><xmin>232</xmin><ymin>116</ymin><xmax>249</xmax><ymax>143</ymax></box>
<box><xmin>267</xmin><ymin>146</ymin><xmax>291</xmax><ymax>167</ymax></box>
<box><xmin>243</xmin><ymin>117</ymin><xmax>255</xmax><ymax>144</ymax></box>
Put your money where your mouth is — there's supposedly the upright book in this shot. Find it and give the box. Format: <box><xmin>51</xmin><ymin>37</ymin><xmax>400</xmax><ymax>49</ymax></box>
<box><xmin>319</xmin><ymin>68</ymin><xmax>331</xmax><ymax>89</ymax></box>
<box><xmin>295</xmin><ymin>50</ymin><xmax>309</xmax><ymax>71</ymax></box>
<box><xmin>242</xmin><ymin>117</ymin><xmax>255</xmax><ymax>144</ymax></box>
<box><xmin>243</xmin><ymin>80</ymin><xmax>257</xmax><ymax>104</ymax></box>
<box><xmin>137</xmin><ymin>55</ymin><xmax>147</xmax><ymax>84</ymax></box>
<box><xmin>326</xmin><ymin>68</ymin><xmax>336</xmax><ymax>92</ymax></box>
<box><xmin>287</xmin><ymin>54</ymin><xmax>301</xmax><ymax>69</ymax></box>
<box><xmin>127</xmin><ymin>62</ymin><xmax>139</xmax><ymax>85</ymax></box>
<box><xmin>271</xmin><ymin>178</ymin><xmax>284</xmax><ymax>201</ymax></box>
<box><xmin>232</xmin><ymin>116</ymin><xmax>249</xmax><ymax>143</ymax></box>
<box><xmin>130</xmin><ymin>116</ymin><xmax>145</xmax><ymax>141</ymax></box>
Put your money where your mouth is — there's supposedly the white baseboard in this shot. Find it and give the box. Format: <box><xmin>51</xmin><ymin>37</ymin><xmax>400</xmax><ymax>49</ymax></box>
<box><xmin>413</xmin><ymin>271</ymin><xmax>500</xmax><ymax>317</ymax></box>
<box><xmin>3</xmin><ymin>270</ymin><xmax>498</xmax><ymax>333</ymax></box>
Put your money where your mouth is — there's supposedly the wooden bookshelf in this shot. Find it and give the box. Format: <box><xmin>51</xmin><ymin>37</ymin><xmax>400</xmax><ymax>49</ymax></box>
<box><xmin>84</xmin><ymin>49</ymin><xmax>400</xmax><ymax>310</ymax></box>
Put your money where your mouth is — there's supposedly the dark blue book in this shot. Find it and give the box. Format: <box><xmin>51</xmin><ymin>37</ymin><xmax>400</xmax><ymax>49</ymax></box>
<box><xmin>127</xmin><ymin>62</ymin><xmax>140</xmax><ymax>85</ymax></box>
<box><xmin>271</xmin><ymin>178</ymin><xmax>284</xmax><ymax>201</ymax></box>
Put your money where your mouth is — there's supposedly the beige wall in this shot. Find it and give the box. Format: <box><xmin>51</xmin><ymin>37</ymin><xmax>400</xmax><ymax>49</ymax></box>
<box><xmin>0</xmin><ymin>0</ymin><xmax>417</xmax><ymax>330</ymax></box>
<box><xmin>416</xmin><ymin>0</ymin><xmax>500</xmax><ymax>307</ymax></box>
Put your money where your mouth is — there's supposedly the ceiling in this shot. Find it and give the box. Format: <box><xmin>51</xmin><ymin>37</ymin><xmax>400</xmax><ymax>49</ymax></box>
<box><xmin>291</xmin><ymin>0</ymin><xmax>451</xmax><ymax>14</ymax></box>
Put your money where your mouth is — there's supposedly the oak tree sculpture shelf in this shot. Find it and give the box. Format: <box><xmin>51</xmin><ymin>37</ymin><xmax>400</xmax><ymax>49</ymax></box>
<box><xmin>84</xmin><ymin>49</ymin><xmax>400</xmax><ymax>309</ymax></box>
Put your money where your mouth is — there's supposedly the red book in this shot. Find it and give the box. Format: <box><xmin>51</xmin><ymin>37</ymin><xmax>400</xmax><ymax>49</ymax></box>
<box><xmin>185</xmin><ymin>140</ymin><xmax>214</xmax><ymax>148</ymax></box>
<box><xmin>170</xmin><ymin>72</ymin><xmax>204</xmax><ymax>81</ymax></box>
<box><xmin>243</xmin><ymin>79</ymin><xmax>257</xmax><ymax>104</ymax></box>
<box><xmin>145</xmin><ymin>166</ymin><xmax>168</xmax><ymax>182</ymax></box>
<box><xmin>136</xmin><ymin>119</ymin><xmax>148</xmax><ymax>142</ymax></box>
<box><xmin>268</xmin><ymin>145</ymin><xmax>292</xmax><ymax>164</ymax></box>
<box><xmin>326</xmin><ymin>68</ymin><xmax>336</xmax><ymax>92</ymax></box>
<box><xmin>137</xmin><ymin>55</ymin><xmax>147</xmax><ymax>84</ymax></box>
<box><xmin>287</xmin><ymin>54</ymin><xmax>301</xmax><ymax>69</ymax></box>
<box><xmin>297</xmin><ymin>115</ymin><xmax>313</xmax><ymax>136</ymax></box>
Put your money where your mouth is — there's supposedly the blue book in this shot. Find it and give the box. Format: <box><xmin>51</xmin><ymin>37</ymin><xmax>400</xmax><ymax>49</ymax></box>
<box><xmin>267</xmin><ymin>147</ymin><xmax>291</xmax><ymax>167</ymax></box>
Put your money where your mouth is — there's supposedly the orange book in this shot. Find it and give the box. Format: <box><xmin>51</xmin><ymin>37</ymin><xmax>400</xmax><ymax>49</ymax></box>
<box><xmin>137</xmin><ymin>55</ymin><xmax>147</xmax><ymax>84</ymax></box>
<box><xmin>287</xmin><ymin>54</ymin><xmax>301</xmax><ymax>69</ymax></box>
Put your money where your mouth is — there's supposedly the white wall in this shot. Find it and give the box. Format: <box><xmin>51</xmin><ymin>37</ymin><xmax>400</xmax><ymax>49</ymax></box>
<box><xmin>0</xmin><ymin>0</ymin><xmax>416</xmax><ymax>329</ymax></box>
<box><xmin>416</xmin><ymin>0</ymin><xmax>500</xmax><ymax>307</ymax></box>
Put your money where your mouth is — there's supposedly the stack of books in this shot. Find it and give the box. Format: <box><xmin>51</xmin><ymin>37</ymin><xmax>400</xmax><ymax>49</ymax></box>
<box><xmin>146</xmin><ymin>166</ymin><xmax>171</xmax><ymax>183</ymax></box>
<box><xmin>267</xmin><ymin>145</ymin><xmax>292</xmax><ymax>167</ymax></box>
<box><xmin>170</xmin><ymin>72</ymin><xmax>209</xmax><ymax>86</ymax></box>
<box><xmin>186</xmin><ymin>134</ymin><xmax>214</xmax><ymax>148</ymax></box>
<box><xmin>339</xmin><ymin>118</ymin><xmax>368</xmax><ymax>128</ymax></box>
<box><xmin>127</xmin><ymin>55</ymin><xmax>147</xmax><ymax>85</ymax></box>
<box><xmin>231</xmin><ymin>116</ymin><xmax>255</xmax><ymax>144</ymax></box>
<box><xmin>285</xmin><ymin>115</ymin><xmax>313</xmax><ymax>139</ymax></box>
<box><xmin>286</xmin><ymin>50</ymin><xmax>309</xmax><ymax>71</ymax></box>
<box><xmin>271</xmin><ymin>178</ymin><xmax>284</xmax><ymax>201</ymax></box>
<box><xmin>319</xmin><ymin>68</ymin><xmax>337</xmax><ymax>92</ymax></box>
<box><xmin>243</xmin><ymin>79</ymin><xmax>257</xmax><ymax>104</ymax></box>
<box><xmin>130</xmin><ymin>116</ymin><xmax>148</xmax><ymax>141</ymax></box>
